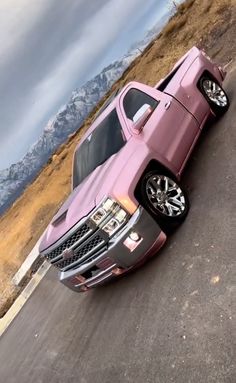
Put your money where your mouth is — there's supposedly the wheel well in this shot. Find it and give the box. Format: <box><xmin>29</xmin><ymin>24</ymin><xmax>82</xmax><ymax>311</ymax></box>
<box><xmin>200</xmin><ymin>70</ymin><xmax>220</xmax><ymax>81</ymax></box>
<box><xmin>134</xmin><ymin>159</ymin><xmax>176</xmax><ymax>204</ymax></box>
<box><xmin>197</xmin><ymin>70</ymin><xmax>220</xmax><ymax>94</ymax></box>
<box><xmin>198</xmin><ymin>70</ymin><xmax>229</xmax><ymax>116</ymax></box>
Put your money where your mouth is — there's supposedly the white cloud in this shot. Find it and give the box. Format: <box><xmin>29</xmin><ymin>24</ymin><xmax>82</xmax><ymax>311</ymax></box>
<box><xmin>0</xmin><ymin>0</ymin><xmax>163</xmax><ymax>169</ymax></box>
<box><xmin>0</xmin><ymin>0</ymin><xmax>52</xmax><ymax>59</ymax></box>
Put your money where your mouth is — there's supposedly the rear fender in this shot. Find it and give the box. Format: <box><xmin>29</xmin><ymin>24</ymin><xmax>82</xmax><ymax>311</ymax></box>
<box><xmin>163</xmin><ymin>49</ymin><xmax>224</xmax><ymax>124</ymax></box>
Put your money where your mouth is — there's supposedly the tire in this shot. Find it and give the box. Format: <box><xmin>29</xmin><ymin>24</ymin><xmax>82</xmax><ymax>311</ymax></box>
<box><xmin>140</xmin><ymin>171</ymin><xmax>190</xmax><ymax>233</ymax></box>
<box><xmin>200</xmin><ymin>77</ymin><xmax>229</xmax><ymax>117</ymax></box>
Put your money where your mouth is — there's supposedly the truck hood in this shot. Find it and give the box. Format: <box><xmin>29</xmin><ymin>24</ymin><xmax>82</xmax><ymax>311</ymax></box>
<box><xmin>39</xmin><ymin>154</ymin><xmax>118</xmax><ymax>252</ymax></box>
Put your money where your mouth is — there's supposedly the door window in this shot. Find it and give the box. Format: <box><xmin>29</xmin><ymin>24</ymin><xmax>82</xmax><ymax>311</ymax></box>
<box><xmin>123</xmin><ymin>88</ymin><xmax>159</xmax><ymax>122</ymax></box>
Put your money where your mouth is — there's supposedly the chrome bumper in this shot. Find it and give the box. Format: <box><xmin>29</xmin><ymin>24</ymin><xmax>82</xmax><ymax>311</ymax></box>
<box><xmin>60</xmin><ymin>207</ymin><xmax>166</xmax><ymax>292</ymax></box>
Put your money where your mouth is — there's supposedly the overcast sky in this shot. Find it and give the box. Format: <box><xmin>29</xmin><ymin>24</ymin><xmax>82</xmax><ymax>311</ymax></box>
<box><xmin>0</xmin><ymin>0</ymin><xmax>173</xmax><ymax>170</ymax></box>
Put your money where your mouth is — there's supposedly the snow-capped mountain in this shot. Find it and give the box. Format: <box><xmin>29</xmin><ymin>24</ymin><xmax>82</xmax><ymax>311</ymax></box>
<box><xmin>0</xmin><ymin>12</ymin><xmax>171</xmax><ymax>215</ymax></box>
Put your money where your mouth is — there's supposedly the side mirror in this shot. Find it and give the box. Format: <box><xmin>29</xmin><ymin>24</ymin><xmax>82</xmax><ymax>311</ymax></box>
<box><xmin>132</xmin><ymin>104</ymin><xmax>153</xmax><ymax>133</ymax></box>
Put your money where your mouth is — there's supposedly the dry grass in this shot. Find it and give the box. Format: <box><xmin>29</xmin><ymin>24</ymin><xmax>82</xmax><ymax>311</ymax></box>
<box><xmin>0</xmin><ymin>0</ymin><xmax>234</xmax><ymax>317</ymax></box>
<box><xmin>201</xmin><ymin>0</ymin><xmax>214</xmax><ymax>13</ymax></box>
<box><xmin>162</xmin><ymin>14</ymin><xmax>188</xmax><ymax>36</ymax></box>
<box><xmin>162</xmin><ymin>0</ymin><xmax>196</xmax><ymax>36</ymax></box>
<box><xmin>178</xmin><ymin>0</ymin><xmax>195</xmax><ymax>12</ymax></box>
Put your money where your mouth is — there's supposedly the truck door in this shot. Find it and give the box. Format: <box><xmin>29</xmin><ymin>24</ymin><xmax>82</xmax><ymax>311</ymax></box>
<box><xmin>118</xmin><ymin>82</ymin><xmax>199</xmax><ymax>174</ymax></box>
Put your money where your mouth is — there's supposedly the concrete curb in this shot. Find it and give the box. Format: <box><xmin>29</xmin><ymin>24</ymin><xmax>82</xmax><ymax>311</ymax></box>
<box><xmin>0</xmin><ymin>261</ymin><xmax>51</xmax><ymax>337</ymax></box>
<box><xmin>12</xmin><ymin>236</ymin><xmax>43</xmax><ymax>286</ymax></box>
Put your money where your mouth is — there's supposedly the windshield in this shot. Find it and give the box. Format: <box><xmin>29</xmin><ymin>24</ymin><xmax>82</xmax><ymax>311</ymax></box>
<box><xmin>73</xmin><ymin>109</ymin><xmax>125</xmax><ymax>188</ymax></box>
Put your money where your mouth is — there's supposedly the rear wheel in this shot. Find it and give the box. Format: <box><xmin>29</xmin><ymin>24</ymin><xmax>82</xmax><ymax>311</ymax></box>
<box><xmin>140</xmin><ymin>171</ymin><xmax>189</xmax><ymax>232</ymax></box>
<box><xmin>200</xmin><ymin>77</ymin><xmax>229</xmax><ymax>117</ymax></box>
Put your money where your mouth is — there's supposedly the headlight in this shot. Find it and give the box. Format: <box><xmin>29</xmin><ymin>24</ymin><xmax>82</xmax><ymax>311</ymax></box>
<box><xmin>103</xmin><ymin>198</ymin><xmax>116</xmax><ymax>212</ymax></box>
<box><xmin>90</xmin><ymin>197</ymin><xmax>128</xmax><ymax>236</ymax></box>
<box><xmin>90</xmin><ymin>198</ymin><xmax>116</xmax><ymax>224</ymax></box>
<box><xmin>103</xmin><ymin>218</ymin><xmax>119</xmax><ymax>236</ymax></box>
<box><xmin>90</xmin><ymin>208</ymin><xmax>106</xmax><ymax>225</ymax></box>
<box><xmin>103</xmin><ymin>208</ymin><xmax>127</xmax><ymax>236</ymax></box>
<box><xmin>115</xmin><ymin>208</ymin><xmax>127</xmax><ymax>223</ymax></box>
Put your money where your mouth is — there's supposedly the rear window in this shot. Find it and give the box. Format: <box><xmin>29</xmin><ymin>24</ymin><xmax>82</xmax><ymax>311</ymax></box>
<box><xmin>73</xmin><ymin>109</ymin><xmax>125</xmax><ymax>188</ymax></box>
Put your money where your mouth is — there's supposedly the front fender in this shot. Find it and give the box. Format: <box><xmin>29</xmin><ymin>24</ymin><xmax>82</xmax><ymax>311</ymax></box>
<box><xmin>110</xmin><ymin>141</ymin><xmax>178</xmax><ymax>212</ymax></box>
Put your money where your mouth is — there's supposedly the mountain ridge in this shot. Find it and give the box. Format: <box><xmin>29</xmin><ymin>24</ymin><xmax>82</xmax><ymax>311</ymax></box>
<box><xmin>0</xmin><ymin>11</ymin><xmax>171</xmax><ymax>215</ymax></box>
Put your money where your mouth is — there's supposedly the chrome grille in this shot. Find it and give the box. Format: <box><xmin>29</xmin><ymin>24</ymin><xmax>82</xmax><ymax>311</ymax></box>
<box><xmin>54</xmin><ymin>235</ymin><xmax>105</xmax><ymax>271</ymax></box>
<box><xmin>45</xmin><ymin>223</ymin><xmax>91</xmax><ymax>261</ymax></box>
<box><xmin>42</xmin><ymin>199</ymin><xmax>129</xmax><ymax>273</ymax></box>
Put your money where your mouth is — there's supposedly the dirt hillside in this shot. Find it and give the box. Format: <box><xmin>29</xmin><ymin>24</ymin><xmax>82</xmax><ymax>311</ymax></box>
<box><xmin>0</xmin><ymin>0</ymin><xmax>235</xmax><ymax>317</ymax></box>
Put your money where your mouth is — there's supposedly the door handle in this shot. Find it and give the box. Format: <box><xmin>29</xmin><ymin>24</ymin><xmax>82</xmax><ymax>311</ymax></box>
<box><xmin>164</xmin><ymin>101</ymin><xmax>171</xmax><ymax>110</ymax></box>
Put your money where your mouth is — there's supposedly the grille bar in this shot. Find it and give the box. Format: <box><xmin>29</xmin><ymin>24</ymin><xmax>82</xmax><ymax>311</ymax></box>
<box><xmin>54</xmin><ymin>235</ymin><xmax>105</xmax><ymax>271</ymax></box>
<box><xmin>44</xmin><ymin>223</ymin><xmax>91</xmax><ymax>262</ymax></box>
<box><xmin>42</xmin><ymin>200</ymin><xmax>128</xmax><ymax>272</ymax></box>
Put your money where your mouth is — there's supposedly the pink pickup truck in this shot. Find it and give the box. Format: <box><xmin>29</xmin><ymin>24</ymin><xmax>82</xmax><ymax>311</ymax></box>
<box><xmin>39</xmin><ymin>47</ymin><xmax>229</xmax><ymax>292</ymax></box>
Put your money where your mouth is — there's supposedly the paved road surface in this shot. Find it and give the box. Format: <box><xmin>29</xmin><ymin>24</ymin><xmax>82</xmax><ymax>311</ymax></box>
<box><xmin>0</xmin><ymin>68</ymin><xmax>235</xmax><ymax>383</ymax></box>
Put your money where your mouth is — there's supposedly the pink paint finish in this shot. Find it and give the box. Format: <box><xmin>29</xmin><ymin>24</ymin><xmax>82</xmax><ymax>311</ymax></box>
<box><xmin>39</xmin><ymin>47</ymin><xmax>228</xmax><ymax>291</ymax></box>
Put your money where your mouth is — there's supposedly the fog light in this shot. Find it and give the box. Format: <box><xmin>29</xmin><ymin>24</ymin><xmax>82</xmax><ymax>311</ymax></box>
<box><xmin>129</xmin><ymin>231</ymin><xmax>140</xmax><ymax>242</ymax></box>
<box><xmin>112</xmin><ymin>267</ymin><xmax>124</xmax><ymax>275</ymax></box>
<box><xmin>123</xmin><ymin>232</ymin><xmax>143</xmax><ymax>252</ymax></box>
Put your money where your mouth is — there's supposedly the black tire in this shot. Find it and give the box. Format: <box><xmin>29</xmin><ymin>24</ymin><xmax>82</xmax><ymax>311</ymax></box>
<box><xmin>140</xmin><ymin>170</ymin><xmax>190</xmax><ymax>233</ymax></box>
<box><xmin>200</xmin><ymin>77</ymin><xmax>229</xmax><ymax>117</ymax></box>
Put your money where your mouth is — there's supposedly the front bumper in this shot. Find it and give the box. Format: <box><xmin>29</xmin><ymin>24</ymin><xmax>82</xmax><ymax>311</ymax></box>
<box><xmin>60</xmin><ymin>207</ymin><xmax>166</xmax><ymax>292</ymax></box>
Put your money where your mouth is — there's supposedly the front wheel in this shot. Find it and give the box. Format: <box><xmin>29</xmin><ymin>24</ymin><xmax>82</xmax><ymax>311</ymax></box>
<box><xmin>140</xmin><ymin>171</ymin><xmax>190</xmax><ymax>232</ymax></box>
<box><xmin>200</xmin><ymin>77</ymin><xmax>229</xmax><ymax>117</ymax></box>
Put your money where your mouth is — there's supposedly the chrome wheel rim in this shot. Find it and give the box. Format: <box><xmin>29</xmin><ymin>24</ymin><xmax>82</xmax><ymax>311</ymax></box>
<box><xmin>146</xmin><ymin>175</ymin><xmax>186</xmax><ymax>217</ymax></box>
<box><xmin>202</xmin><ymin>79</ymin><xmax>228</xmax><ymax>107</ymax></box>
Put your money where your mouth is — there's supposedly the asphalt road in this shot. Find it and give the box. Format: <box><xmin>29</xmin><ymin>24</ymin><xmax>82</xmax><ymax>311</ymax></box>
<box><xmin>0</xmin><ymin>68</ymin><xmax>235</xmax><ymax>383</ymax></box>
